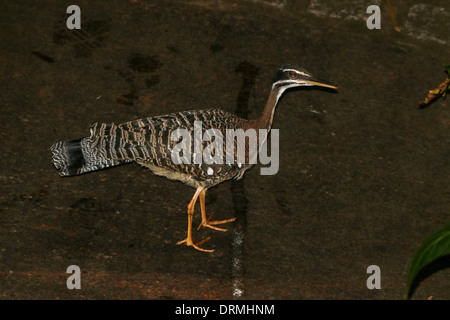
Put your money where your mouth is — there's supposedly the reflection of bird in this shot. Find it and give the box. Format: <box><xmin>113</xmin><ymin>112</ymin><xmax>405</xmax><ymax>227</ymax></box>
<box><xmin>51</xmin><ymin>65</ymin><xmax>337</xmax><ymax>252</ymax></box>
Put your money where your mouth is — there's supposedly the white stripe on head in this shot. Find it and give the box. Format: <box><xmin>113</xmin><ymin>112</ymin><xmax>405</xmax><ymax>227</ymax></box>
<box><xmin>281</xmin><ymin>68</ymin><xmax>311</xmax><ymax>78</ymax></box>
<box><xmin>272</xmin><ymin>80</ymin><xmax>308</xmax><ymax>101</ymax></box>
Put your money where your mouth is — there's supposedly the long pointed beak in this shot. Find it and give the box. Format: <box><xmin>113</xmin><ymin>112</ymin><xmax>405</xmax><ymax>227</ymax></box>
<box><xmin>305</xmin><ymin>78</ymin><xmax>338</xmax><ymax>90</ymax></box>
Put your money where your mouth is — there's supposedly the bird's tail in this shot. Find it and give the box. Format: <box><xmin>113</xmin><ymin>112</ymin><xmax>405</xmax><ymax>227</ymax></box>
<box><xmin>50</xmin><ymin>137</ymin><xmax>128</xmax><ymax>177</ymax></box>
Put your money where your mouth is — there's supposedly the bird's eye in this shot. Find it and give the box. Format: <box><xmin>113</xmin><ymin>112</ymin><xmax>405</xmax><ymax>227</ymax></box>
<box><xmin>289</xmin><ymin>71</ymin><xmax>297</xmax><ymax>78</ymax></box>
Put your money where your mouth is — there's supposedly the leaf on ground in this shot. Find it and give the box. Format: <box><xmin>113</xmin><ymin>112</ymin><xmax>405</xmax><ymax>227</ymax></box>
<box><xmin>419</xmin><ymin>66</ymin><xmax>450</xmax><ymax>107</ymax></box>
<box><xmin>445</xmin><ymin>65</ymin><xmax>450</xmax><ymax>75</ymax></box>
<box><xmin>406</xmin><ymin>223</ymin><xmax>450</xmax><ymax>298</ymax></box>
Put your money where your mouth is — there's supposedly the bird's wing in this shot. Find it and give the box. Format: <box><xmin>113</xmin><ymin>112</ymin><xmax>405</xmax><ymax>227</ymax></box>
<box><xmin>85</xmin><ymin>108</ymin><xmax>250</xmax><ymax>183</ymax></box>
<box><xmin>86</xmin><ymin>109</ymin><xmax>240</xmax><ymax>162</ymax></box>
<box><xmin>118</xmin><ymin>108</ymin><xmax>238</xmax><ymax>132</ymax></box>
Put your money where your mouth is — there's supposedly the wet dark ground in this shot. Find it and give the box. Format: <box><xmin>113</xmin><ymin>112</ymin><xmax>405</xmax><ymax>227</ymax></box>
<box><xmin>1</xmin><ymin>0</ymin><xmax>449</xmax><ymax>299</ymax></box>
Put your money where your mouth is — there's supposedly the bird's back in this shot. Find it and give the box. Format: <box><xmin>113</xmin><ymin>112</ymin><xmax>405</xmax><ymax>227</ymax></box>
<box><xmin>85</xmin><ymin>108</ymin><xmax>249</xmax><ymax>187</ymax></box>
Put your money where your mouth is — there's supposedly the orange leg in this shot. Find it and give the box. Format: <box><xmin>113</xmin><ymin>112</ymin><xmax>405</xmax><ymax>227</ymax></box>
<box><xmin>177</xmin><ymin>187</ymin><xmax>213</xmax><ymax>252</ymax></box>
<box><xmin>197</xmin><ymin>188</ymin><xmax>236</xmax><ymax>232</ymax></box>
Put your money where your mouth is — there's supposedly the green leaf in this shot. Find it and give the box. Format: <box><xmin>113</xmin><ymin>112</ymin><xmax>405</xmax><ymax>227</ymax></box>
<box><xmin>405</xmin><ymin>222</ymin><xmax>450</xmax><ymax>298</ymax></box>
<box><xmin>445</xmin><ymin>65</ymin><xmax>450</xmax><ymax>76</ymax></box>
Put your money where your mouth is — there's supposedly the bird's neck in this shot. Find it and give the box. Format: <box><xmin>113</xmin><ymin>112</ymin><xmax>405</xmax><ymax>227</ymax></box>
<box><xmin>246</xmin><ymin>84</ymin><xmax>285</xmax><ymax>132</ymax></box>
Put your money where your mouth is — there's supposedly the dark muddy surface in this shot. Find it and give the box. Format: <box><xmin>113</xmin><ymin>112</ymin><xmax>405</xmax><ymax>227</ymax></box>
<box><xmin>1</xmin><ymin>1</ymin><xmax>449</xmax><ymax>299</ymax></box>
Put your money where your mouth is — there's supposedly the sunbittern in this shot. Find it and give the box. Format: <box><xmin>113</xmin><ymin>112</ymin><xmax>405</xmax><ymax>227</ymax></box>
<box><xmin>51</xmin><ymin>65</ymin><xmax>337</xmax><ymax>252</ymax></box>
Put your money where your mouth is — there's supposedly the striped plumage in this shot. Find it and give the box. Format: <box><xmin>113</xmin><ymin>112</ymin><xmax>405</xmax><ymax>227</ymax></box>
<box><xmin>51</xmin><ymin>65</ymin><xmax>337</xmax><ymax>252</ymax></box>
<box><xmin>51</xmin><ymin>108</ymin><xmax>251</xmax><ymax>188</ymax></box>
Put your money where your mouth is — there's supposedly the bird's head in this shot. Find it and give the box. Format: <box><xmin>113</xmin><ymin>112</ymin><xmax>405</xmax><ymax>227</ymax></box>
<box><xmin>272</xmin><ymin>65</ymin><xmax>337</xmax><ymax>92</ymax></box>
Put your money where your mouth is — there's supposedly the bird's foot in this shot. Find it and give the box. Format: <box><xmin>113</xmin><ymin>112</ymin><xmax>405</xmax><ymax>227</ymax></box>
<box><xmin>197</xmin><ymin>212</ymin><xmax>236</xmax><ymax>232</ymax></box>
<box><xmin>177</xmin><ymin>236</ymin><xmax>214</xmax><ymax>253</ymax></box>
